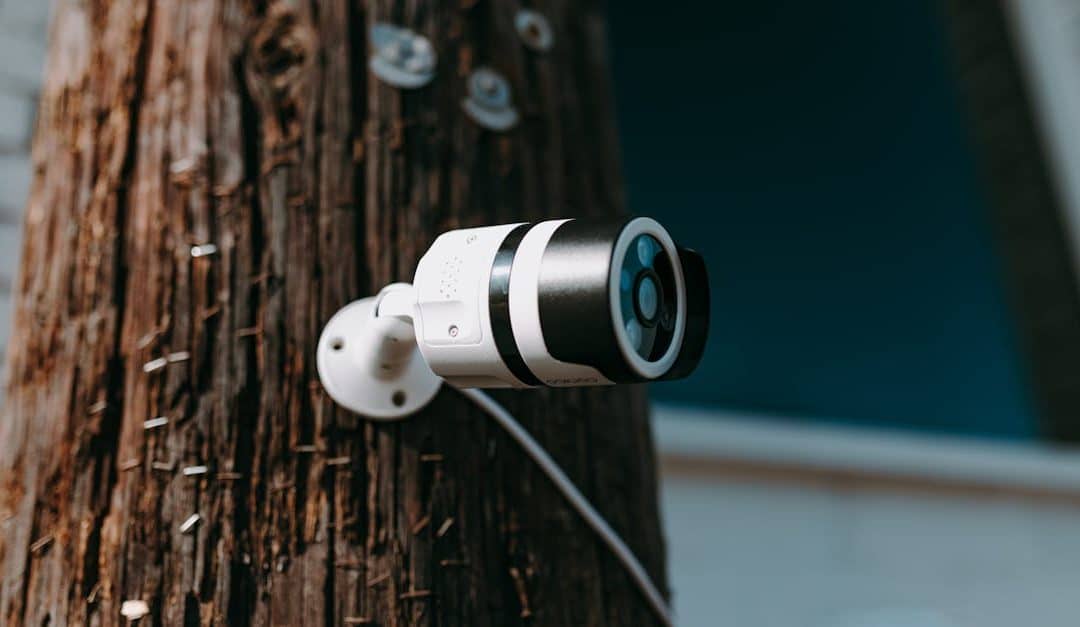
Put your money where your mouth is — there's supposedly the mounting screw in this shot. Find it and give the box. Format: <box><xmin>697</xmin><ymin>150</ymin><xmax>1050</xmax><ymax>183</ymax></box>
<box><xmin>515</xmin><ymin>10</ymin><xmax>554</xmax><ymax>52</ymax></box>
<box><xmin>369</xmin><ymin>23</ymin><xmax>437</xmax><ymax>89</ymax></box>
<box><xmin>462</xmin><ymin>68</ymin><xmax>520</xmax><ymax>132</ymax></box>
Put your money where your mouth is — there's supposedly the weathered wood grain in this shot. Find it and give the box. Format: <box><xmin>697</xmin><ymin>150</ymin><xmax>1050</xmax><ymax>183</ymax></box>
<box><xmin>0</xmin><ymin>1</ymin><xmax>667</xmax><ymax>625</ymax></box>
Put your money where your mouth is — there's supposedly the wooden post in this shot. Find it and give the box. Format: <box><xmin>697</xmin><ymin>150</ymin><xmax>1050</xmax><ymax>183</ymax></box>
<box><xmin>0</xmin><ymin>1</ymin><xmax>668</xmax><ymax>625</ymax></box>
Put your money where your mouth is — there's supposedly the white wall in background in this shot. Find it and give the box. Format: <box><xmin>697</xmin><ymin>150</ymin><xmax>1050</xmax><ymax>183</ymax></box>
<box><xmin>654</xmin><ymin>407</ymin><xmax>1080</xmax><ymax>627</ymax></box>
<box><xmin>661</xmin><ymin>476</ymin><xmax>1080</xmax><ymax>627</ymax></box>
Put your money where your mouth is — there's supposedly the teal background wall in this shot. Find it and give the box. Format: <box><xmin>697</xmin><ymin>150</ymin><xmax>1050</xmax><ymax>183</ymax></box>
<box><xmin>609</xmin><ymin>1</ymin><xmax>1039</xmax><ymax>439</ymax></box>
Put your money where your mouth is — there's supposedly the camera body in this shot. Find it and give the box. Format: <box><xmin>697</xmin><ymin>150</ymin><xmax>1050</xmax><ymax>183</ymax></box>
<box><xmin>406</xmin><ymin>217</ymin><xmax>709</xmax><ymax>388</ymax></box>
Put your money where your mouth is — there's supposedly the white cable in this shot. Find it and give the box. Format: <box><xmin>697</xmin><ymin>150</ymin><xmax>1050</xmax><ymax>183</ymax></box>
<box><xmin>459</xmin><ymin>388</ymin><xmax>675</xmax><ymax>627</ymax></box>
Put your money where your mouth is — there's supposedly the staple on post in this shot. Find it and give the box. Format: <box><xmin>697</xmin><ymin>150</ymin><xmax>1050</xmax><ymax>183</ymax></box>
<box><xmin>180</xmin><ymin>513</ymin><xmax>201</xmax><ymax>534</ymax></box>
<box><xmin>167</xmin><ymin>351</ymin><xmax>191</xmax><ymax>363</ymax></box>
<box><xmin>120</xmin><ymin>600</ymin><xmax>150</xmax><ymax>620</ymax></box>
<box><xmin>190</xmin><ymin>243</ymin><xmax>218</xmax><ymax>258</ymax></box>
<box><xmin>142</xmin><ymin>357</ymin><xmax>168</xmax><ymax>373</ymax></box>
<box><xmin>143</xmin><ymin>417</ymin><xmax>169</xmax><ymax>430</ymax></box>
<box><xmin>182</xmin><ymin>465</ymin><xmax>208</xmax><ymax>476</ymax></box>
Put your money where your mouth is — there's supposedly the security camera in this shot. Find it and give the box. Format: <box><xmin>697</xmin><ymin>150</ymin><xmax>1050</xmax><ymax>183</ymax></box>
<box><xmin>317</xmin><ymin>217</ymin><xmax>709</xmax><ymax>418</ymax></box>
<box><xmin>317</xmin><ymin>218</ymin><xmax>699</xmax><ymax>624</ymax></box>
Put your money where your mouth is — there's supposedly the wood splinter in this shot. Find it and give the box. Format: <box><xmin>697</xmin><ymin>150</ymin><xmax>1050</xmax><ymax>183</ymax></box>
<box><xmin>510</xmin><ymin>566</ymin><xmax>533</xmax><ymax>618</ymax></box>
<box><xmin>166</xmin><ymin>351</ymin><xmax>191</xmax><ymax>363</ymax></box>
<box><xmin>411</xmin><ymin>515</ymin><xmax>430</xmax><ymax>535</ymax></box>
<box><xmin>119</xmin><ymin>458</ymin><xmax>142</xmax><ymax>471</ymax></box>
<box><xmin>30</xmin><ymin>535</ymin><xmax>54</xmax><ymax>554</ymax></box>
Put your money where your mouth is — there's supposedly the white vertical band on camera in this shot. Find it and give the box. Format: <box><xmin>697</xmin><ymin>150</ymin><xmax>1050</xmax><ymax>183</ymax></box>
<box><xmin>509</xmin><ymin>219</ymin><xmax>612</xmax><ymax>386</ymax></box>
<box><xmin>412</xmin><ymin>223</ymin><xmax>527</xmax><ymax>388</ymax></box>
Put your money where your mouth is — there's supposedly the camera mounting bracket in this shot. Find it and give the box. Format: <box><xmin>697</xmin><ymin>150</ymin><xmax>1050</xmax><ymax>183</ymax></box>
<box><xmin>316</xmin><ymin>284</ymin><xmax>442</xmax><ymax>420</ymax></box>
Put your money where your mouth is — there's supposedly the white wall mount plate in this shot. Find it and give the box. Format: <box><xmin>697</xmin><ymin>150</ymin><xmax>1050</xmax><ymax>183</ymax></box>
<box><xmin>316</xmin><ymin>297</ymin><xmax>442</xmax><ymax>420</ymax></box>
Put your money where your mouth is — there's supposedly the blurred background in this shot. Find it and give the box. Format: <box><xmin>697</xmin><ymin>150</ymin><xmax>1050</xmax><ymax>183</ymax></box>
<box><xmin>4</xmin><ymin>1</ymin><xmax>1080</xmax><ymax>626</ymax></box>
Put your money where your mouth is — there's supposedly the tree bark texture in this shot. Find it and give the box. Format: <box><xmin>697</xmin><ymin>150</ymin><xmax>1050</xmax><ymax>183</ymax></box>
<box><xmin>0</xmin><ymin>1</ymin><xmax>667</xmax><ymax>625</ymax></box>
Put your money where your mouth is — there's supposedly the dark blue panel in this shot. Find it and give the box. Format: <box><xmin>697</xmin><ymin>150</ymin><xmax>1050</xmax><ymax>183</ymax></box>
<box><xmin>610</xmin><ymin>1</ymin><xmax>1038</xmax><ymax>439</ymax></box>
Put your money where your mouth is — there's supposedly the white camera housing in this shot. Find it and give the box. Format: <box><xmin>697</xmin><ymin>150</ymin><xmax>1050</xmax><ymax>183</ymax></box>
<box><xmin>317</xmin><ymin>217</ymin><xmax>709</xmax><ymax>418</ymax></box>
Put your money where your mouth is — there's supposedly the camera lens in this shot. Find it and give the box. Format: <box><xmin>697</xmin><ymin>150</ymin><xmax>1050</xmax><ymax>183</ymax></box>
<box><xmin>618</xmin><ymin>234</ymin><xmax>678</xmax><ymax>360</ymax></box>
<box><xmin>636</xmin><ymin>275</ymin><xmax>659</xmax><ymax>322</ymax></box>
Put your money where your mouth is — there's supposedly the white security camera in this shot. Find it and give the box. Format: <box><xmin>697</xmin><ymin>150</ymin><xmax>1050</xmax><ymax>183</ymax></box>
<box><xmin>317</xmin><ymin>217</ymin><xmax>709</xmax><ymax>418</ymax></box>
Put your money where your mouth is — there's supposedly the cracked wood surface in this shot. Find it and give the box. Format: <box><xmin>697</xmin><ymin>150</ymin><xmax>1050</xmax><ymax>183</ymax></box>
<box><xmin>0</xmin><ymin>0</ymin><xmax>667</xmax><ymax>625</ymax></box>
